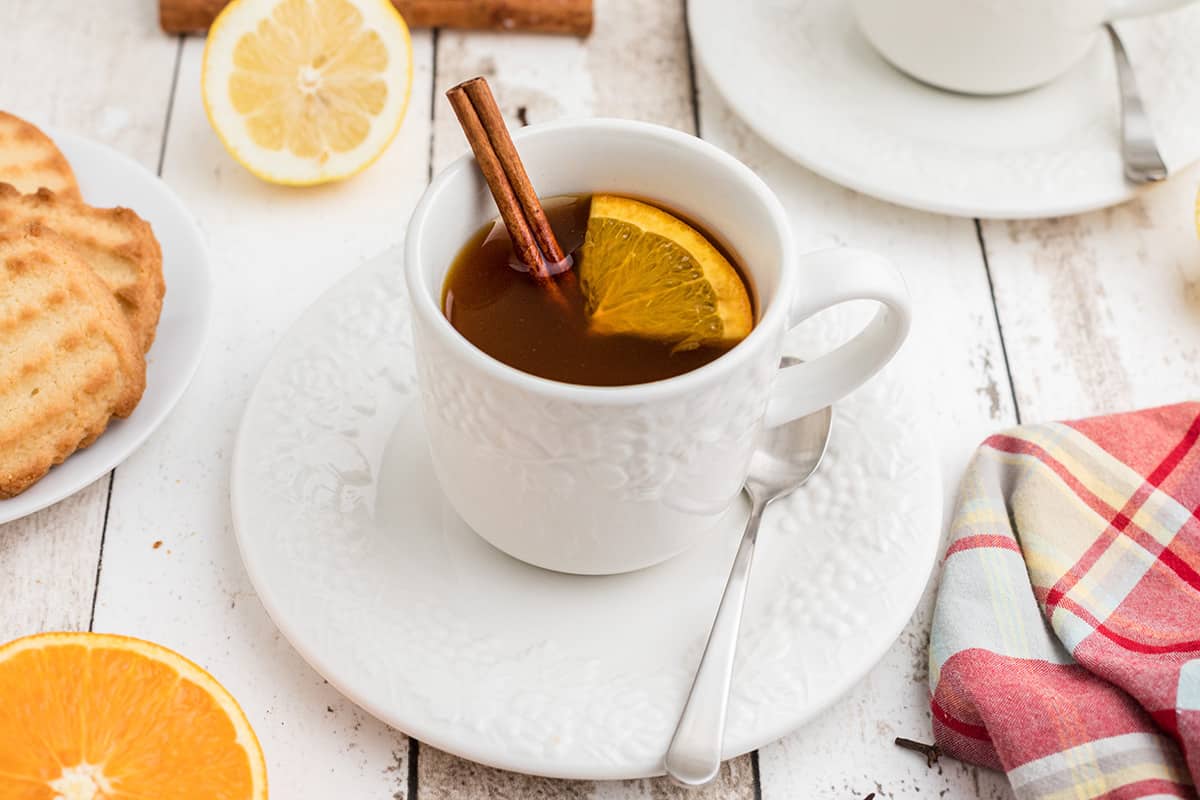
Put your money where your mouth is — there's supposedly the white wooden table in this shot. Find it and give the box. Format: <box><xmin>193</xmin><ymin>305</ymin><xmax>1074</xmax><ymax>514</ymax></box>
<box><xmin>3</xmin><ymin>2</ymin><xmax>1197</xmax><ymax>797</ymax></box>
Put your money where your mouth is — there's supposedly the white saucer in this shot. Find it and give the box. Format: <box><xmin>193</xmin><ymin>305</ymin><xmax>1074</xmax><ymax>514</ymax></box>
<box><xmin>0</xmin><ymin>130</ymin><xmax>212</xmax><ymax>524</ymax></box>
<box><xmin>231</xmin><ymin>248</ymin><xmax>942</xmax><ymax>779</ymax></box>
<box><xmin>688</xmin><ymin>0</ymin><xmax>1200</xmax><ymax>219</ymax></box>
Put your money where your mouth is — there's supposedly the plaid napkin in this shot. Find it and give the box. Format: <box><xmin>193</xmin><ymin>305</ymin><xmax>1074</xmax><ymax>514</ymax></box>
<box><xmin>929</xmin><ymin>402</ymin><xmax>1200</xmax><ymax>799</ymax></box>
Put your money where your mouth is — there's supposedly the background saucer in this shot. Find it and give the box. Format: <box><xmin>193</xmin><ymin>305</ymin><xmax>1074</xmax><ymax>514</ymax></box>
<box><xmin>689</xmin><ymin>0</ymin><xmax>1200</xmax><ymax>218</ymax></box>
<box><xmin>231</xmin><ymin>248</ymin><xmax>942</xmax><ymax>779</ymax></box>
<box><xmin>0</xmin><ymin>130</ymin><xmax>212</xmax><ymax>524</ymax></box>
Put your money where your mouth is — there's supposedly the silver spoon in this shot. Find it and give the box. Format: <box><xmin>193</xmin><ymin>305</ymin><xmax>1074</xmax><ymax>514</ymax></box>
<box><xmin>1105</xmin><ymin>22</ymin><xmax>1168</xmax><ymax>184</ymax></box>
<box><xmin>664</xmin><ymin>370</ymin><xmax>834</xmax><ymax>787</ymax></box>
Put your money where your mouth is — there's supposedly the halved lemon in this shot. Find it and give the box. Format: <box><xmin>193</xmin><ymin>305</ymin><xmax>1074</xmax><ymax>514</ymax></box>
<box><xmin>578</xmin><ymin>195</ymin><xmax>753</xmax><ymax>349</ymax></box>
<box><xmin>0</xmin><ymin>632</ymin><xmax>267</xmax><ymax>799</ymax></box>
<box><xmin>202</xmin><ymin>0</ymin><xmax>413</xmax><ymax>185</ymax></box>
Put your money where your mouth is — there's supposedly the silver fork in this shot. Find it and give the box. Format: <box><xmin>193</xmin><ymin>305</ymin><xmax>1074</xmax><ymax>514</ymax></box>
<box><xmin>1105</xmin><ymin>22</ymin><xmax>1168</xmax><ymax>183</ymax></box>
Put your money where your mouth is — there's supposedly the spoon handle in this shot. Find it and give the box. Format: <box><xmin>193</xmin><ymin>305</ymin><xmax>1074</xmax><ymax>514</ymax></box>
<box><xmin>664</xmin><ymin>497</ymin><xmax>766</xmax><ymax>786</ymax></box>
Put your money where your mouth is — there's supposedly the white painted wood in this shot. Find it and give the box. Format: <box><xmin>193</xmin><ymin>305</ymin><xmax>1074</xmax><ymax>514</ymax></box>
<box><xmin>0</xmin><ymin>0</ymin><xmax>179</xmax><ymax>639</ymax></box>
<box><xmin>87</xmin><ymin>31</ymin><xmax>436</xmax><ymax>799</ymax></box>
<box><xmin>419</xmin><ymin>745</ymin><xmax>755</xmax><ymax>800</ymax></box>
<box><xmin>984</xmin><ymin>164</ymin><xmax>1200</xmax><ymax>422</ymax></box>
<box><xmin>691</xmin><ymin>80</ymin><xmax>1018</xmax><ymax>799</ymax></box>
<box><xmin>0</xmin><ymin>0</ymin><xmax>179</xmax><ymax>169</ymax></box>
<box><xmin>0</xmin><ymin>485</ymin><xmax>106</xmax><ymax>640</ymax></box>
<box><xmin>432</xmin><ymin>0</ymin><xmax>696</xmax><ymax>173</ymax></box>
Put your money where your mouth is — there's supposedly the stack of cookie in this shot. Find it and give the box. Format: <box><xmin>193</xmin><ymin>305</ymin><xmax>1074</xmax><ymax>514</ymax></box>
<box><xmin>0</xmin><ymin>112</ymin><xmax>164</xmax><ymax>498</ymax></box>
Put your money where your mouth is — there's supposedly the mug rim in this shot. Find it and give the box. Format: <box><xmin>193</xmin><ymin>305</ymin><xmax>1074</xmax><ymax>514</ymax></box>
<box><xmin>405</xmin><ymin>117</ymin><xmax>795</xmax><ymax>406</ymax></box>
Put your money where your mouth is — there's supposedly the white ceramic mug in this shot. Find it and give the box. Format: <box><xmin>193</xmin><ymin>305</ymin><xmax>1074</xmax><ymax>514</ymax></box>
<box><xmin>405</xmin><ymin>119</ymin><xmax>912</xmax><ymax>575</ymax></box>
<box><xmin>852</xmin><ymin>0</ymin><xmax>1199</xmax><ymax>94</ymax></box>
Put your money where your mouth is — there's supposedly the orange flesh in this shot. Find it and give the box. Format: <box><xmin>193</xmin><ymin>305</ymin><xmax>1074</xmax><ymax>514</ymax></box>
<box><xmin>0</xmin><ymin>634</ymin><xmax>265</xmax><ymax>800</ymax></box>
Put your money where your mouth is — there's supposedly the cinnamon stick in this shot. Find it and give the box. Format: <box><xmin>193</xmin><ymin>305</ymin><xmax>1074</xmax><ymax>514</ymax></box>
<box><xmin>445</xmin><ymin>85</ymin><xmax>544</xmax><ymax>276</ymax></box>
<box><xmin>446</xmin><ymin>77</ymin><xmax>568</xmax><ymax>286</ymax></box>
<box><xmin>160</xmin><ymin>0</ymin><xmax>593</xmax><ymax>36</ymax></box>
<box><xmin>460</xmin><ymin>77</ymin><xmax>568</xmax><ymax>268</ymax></box>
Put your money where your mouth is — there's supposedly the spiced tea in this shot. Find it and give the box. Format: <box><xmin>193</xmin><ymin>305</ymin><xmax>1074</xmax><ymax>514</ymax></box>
<box><xmin>442</xmin><ymin>194</ymin><xmax>755</xmax><ymax>386</ymax></box>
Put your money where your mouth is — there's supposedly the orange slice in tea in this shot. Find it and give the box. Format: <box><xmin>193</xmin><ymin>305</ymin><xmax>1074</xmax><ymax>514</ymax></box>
<box><xmin>578</xmin><ymin>195</ymin><xmax>753</xmax><ymax>350</ymax></box>
<box><xmin>0</xmin><ymin>631</ymin><xmax>267</xmax><ymax>800</ymax></box>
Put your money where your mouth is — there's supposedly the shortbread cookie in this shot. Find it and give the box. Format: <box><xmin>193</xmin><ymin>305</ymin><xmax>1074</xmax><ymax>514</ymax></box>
<box><xmin>0</xmin><ymin>183</ymin><xmax>163</xmax><ymax>351</ymax></box>
<box><xmin>0</xmin><ymin>224</ymin><xmax>146</xmax><ymax>498</ymax></box>
<box><xmin>0</xmin><ymin>111</ymin><xmax>81</xmax><ymax>201</ymax></box>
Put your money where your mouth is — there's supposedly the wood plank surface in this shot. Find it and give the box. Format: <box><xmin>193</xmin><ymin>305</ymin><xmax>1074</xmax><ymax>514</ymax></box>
<box><xmin>86</xmin><ymin>26</ymin><xmax>437</xmax><ymax>800</ymax></box>
<box><xmin>0</xmin><ymin>0</ymin><xmax>179</xmax><ymax>641</ymax></box>
<box><xmin>984</xmin><ymin>165</ymin><xmax>1200</xmax><ymax>423</ymax></box>
<box><xmin>419</xmin><ymin>745</ymin><xmax>755</xmax><ymax>800</ymax></box>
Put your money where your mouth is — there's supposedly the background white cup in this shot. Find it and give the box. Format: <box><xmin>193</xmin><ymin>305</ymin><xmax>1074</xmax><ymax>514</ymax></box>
<box><xmin>406</xmin><ymin>119</ymin><xmax>911</xmax><ymax>575</ymax></box>
<box><xmin>852</xmin><ymin>0</ymin><xmax>1199</xmax><ymax>95</ymax></box>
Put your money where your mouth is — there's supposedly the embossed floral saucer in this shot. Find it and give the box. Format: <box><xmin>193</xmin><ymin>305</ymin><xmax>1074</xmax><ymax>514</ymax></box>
<box><xmin>231</xmin><ymin>248</ymin><xmax>942</xmax><ymax>779</ymax></box>
<box><xmin>689</xmin><ymin>0</ymin><xmax>1200</xmax><ymax>218</ymax></box>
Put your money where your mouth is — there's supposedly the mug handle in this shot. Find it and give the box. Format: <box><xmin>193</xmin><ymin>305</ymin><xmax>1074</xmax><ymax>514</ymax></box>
<box><xmin>763</xmin><ymin>248</ymin><xmax>912</xmax><ymax>428</ymax></box>
<box><xmin>1107</xmin><ymin>0</ymin><xmax>1196</xmax><ymax>17</ymax></box>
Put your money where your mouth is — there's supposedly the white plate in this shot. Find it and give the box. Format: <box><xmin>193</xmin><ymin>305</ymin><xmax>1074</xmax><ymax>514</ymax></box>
<box><xmin>0</xmin><ymin>131</ymin><xmax>212</xmax><ymax>524</ymax></box>
<box><xmin>231</xmin><ymin>249</ymin><xmax>942</xmax><ymax>779</ymax></box>
<box><xmin>688</xmin><ymin>0</ymin><xmax>1200</xmax><ymax>219</ymax></box>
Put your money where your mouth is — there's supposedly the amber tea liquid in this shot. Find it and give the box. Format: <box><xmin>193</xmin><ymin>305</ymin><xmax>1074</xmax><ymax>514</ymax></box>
<box><xmin>442</xmin><ymin>195</ymin><xmax>753</xmax><ymax>387</ymax></box>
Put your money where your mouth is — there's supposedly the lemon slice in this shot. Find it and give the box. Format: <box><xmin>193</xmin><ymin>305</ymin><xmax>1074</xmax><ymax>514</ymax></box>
<box><xmin>202</xmin><ymin>0</ymin><xmax>412</xmax><ymax>185</ymax></box>
<box><xmin>578</xmin><ymin>195</ymin><xmax>753</xmax><ymax>349</ymax></box>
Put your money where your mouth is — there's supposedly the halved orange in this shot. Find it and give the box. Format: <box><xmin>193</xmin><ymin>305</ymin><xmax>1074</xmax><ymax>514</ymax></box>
<box><xmin>0</xmin><ymin>632</ymin><xmax>267</xmax><ymax>799</ymax></box>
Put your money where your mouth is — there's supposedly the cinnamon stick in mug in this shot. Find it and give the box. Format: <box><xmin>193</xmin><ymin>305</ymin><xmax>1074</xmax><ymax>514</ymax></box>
<box><xmin>445</xmin><ymin>77</ymin><xmax>569</xmax><ymax>284</ymax></box>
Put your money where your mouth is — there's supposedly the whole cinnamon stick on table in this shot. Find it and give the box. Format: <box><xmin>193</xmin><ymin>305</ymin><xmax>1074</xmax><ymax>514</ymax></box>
<box><xmin>160</xmin><ymin>0</ymin><xmax>593</xmax><ymax>36</ymax></box>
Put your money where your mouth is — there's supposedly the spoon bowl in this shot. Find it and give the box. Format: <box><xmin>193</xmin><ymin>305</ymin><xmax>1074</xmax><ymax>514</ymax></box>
<box><xmin>745</xmin><ymin>404</ymin><xmax>834</xmax><ymax>504</ymax></box>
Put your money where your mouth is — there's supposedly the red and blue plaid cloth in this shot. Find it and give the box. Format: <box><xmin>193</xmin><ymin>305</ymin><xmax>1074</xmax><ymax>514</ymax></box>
<box><xmin>930</xmin><ymin>402</ymin><xmax>1200</xmax><ymax>799</ymax></box>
